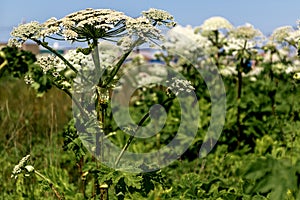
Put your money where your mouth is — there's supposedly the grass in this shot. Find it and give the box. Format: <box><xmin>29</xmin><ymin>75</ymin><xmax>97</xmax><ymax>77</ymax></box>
<box><xmin>0</xmin><ymin>77</ymin><xmax>72</xmax><ymax>198</ymax></box>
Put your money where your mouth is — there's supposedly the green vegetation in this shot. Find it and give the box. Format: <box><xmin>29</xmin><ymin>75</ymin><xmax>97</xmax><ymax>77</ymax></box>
<box><xmin>1</xmin><ymin>9</ymin><xmax>300</xmax><ymax>200</ymax></box>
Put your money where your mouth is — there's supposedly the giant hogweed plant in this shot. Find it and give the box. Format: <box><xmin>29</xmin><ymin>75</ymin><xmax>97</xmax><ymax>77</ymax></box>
<box><xmin>159</xmin><ymin>18</ymin><xmax>264</xmax><ymax>147</ymax></box>
<box><xmin>158</xmin><ymin>21</ymin><xmax>300</xmax><ymax>199</ymax></box>
<box><xmin>8</xmin><ymin>8</ymin><xmax>183</xmax><ymax>199</ymax></box>
<box><xmin>225</xmin><ymin>23</ymin><xmax>263</xmax><ymax>144</ymax></box>
<box><xmin>157</xmin><ymin>18</ymin><xmax>300</xmax><ymax>148</ymax></box>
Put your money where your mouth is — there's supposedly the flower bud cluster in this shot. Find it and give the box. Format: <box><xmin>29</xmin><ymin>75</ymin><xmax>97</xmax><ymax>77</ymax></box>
<box><xmin>37</xmin><ymin>55</ymin><xmax>60</xmax><ymax>73</ymax></box>
<box><xmin>11</xmin><ymin>155</ymin><xmax>30</xmax><ymax>179</ymax></box>
<box><xmin>166</xmin><ymin>77</ymin><xmax>195</xmax><ymax>96</ymax></box>
<box><xmin>142</xmin><ymin>8</ymin><xmax>176</xmax><ymax>27</ymax></box>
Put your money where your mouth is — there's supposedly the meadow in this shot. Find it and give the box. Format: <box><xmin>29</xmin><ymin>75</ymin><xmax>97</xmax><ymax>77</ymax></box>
<box><xmin>1</xmin><ymin>8</ymin><xmax>300</xmax><ymax>199</ymax></box>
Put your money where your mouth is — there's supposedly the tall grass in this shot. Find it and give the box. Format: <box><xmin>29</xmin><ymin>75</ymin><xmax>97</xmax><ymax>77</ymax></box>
<box><xmin>0</xmin><ymin>77</ymin><xmax>72</xmax><ymax>198</ymax></box>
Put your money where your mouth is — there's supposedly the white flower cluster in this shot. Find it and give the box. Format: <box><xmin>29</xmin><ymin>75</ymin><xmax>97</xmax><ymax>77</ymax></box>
<box><xmin>61</xmin><ymin>50</ymin><xmax>94</xmax><ymax>72</ymax></box>
<box><xmin>126</xmin><ymin>17</ymin><xmax>162</xmax><ymax>42</ymax></box>
<box><xmin>230</xmin><ymin>23</ymin><xmax>262</xmax><ymax>40</ymax></box>
<box><xmin>263</xmin><ymin>48</ymin><xmax>289</xmax><ymax>63</ymax></box>
<box><xmin>267</xmin><ymin>26</ymin><xmax>300</xmax><ymax>48</ymax></box>
<box><xmin>58</xmin><ymin>8</ymin><xmax>129</xmax><ymax>40</ymax></box>
<box><xmin>286</xmin><ymin>29</ymin><xmax>300</xmax><ymax>44</ymax></box>
<box><xmin>200</xmin><ymin>16</ymin><xmax>233</xmax><ymax>32</ymax></box>
<box><xmin>8</xmin><ymin>21</ymin><xmax>42</xmax><ymax>47</ymax></box>
<box><xmin>37</xmin><ymin>55</ymin><xmax>60</xmax><ymax>73</ymax></box>
<box><xmin>9</xmin><ymin>8</ymin><xmax>176</xmax><ymax>53</ymax></box>
<box><xmin>270</xmin><ymin>26</ymin><xmax>294</xmax><ymax>43</ymax></box>
<box><xmin>142</xmin><ymin>8</ymin><xmax>176</xmax><ymax>27</ymax></box>
<box><xmin>135</xmin><ymin>64</ymin><xmax>168</xmax><ymax>88</ymax></box>
<box><xmin>119</xmin><ymin>9</ymin><xmax>176</xmax><ymax>51</ymax></box>
<box><xmin>11</xmin><ymin>155</ymin><xmax>30</xmax><ymax>179</ymax></box>
<box><xmin>24</xmin><ymin>74</ymin><xmax>34</xmax><ymax>85</ymax></box>
<box><xmin>62</xmin><ymin>42</ymin><xmax>122</xmax><ymax>71</ymax></box>
<box><xmin>226</xmin><ymin>23</ymin><xmax>263</xmax><ymax>51</ymax></box>
<box><xmin>98</xmin><ymin>41</ymin><xmax>123</xmax><ymax>68</ymax></box>
<box><xmin>219</xmin><ymin>65</ymin><xmax>264</xmax><ymax>80</ymax></box>
<box><xmin>40</xmin><ymin>17</ymin><xmax>60</xmax><ymax>37</ymax></box>
<box><xmin>271</xmin><ymin>63</ymin><xmax>298</xmax><ymax>75</ymax></box>
<box><xmin>166</xmin><ymin>77</ymin><xmax>195</xmax><ymax>96</ymax></box>
<box><xmin>163</xmin><ymin>25</ymin><xmax>209</xmax><ymax>62</ymax></box>
<box><xmin>117</xmin><ymin>36</ymin><xmax>134</xmax><ymax>52</ymax></box>
<box><xmin>8</xmin><ymin>8</ymin><xmax>130</xmax><ymax>44</ymax></box>
<box><xmin>136</xmin><ymin>71</ymin><xmax>164</xmax><ymax>88</ymax></box>
<box><xmin>219</xmin><ymin>66</ymin><xmax>237</xmax><ymax>76</ymax></box>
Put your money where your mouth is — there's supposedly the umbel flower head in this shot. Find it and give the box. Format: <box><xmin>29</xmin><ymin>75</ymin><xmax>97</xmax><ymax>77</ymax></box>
<box><xmin>200</xmin><ymin>16</ymin><xmax>233</xmax><ymax>32</ymax></box>
<box><xmin>270</xmin><ymin>26</ymin><xmax>294</xmax><ymax>43</ymax></box>
<box><xmin>142</xmin><ymin>8</ymin><xmax>176</xmax><ymax>27</ymax></box>
<box><xmin>166</xmin><ymin>77</ymin><xmax>195</xmax><ymax>97</ymax></box>
<box><xmin>11</xmin><ymin>155</ymin><xmax>30</xmax><ymax>179</ymax></box>
<box><xmin>8</xmin><ymin>22</ymin><xmax>43</xmax><ymax>47</ymax></box>
<box><xmin>42</xmin><ymin>8</ymin><xmax>130</xmax><ymax>42</ymax></box>
<box><xmin>226</xmin><ymin>23</ymin><xmax>263</xmax><ymax>51</ymax></box>
<box><xmin>163</xmin><ymin>25</ymin><xmax>209</xmax><ymax>62</ymax></box>
<box><xmin>230</xmin><ymin>23</ymin><xmax>262</xmax><ymax>40</ymax></box>
<box><xmin>9</xmin><ymin>8</ymin><xmax>176</xmax><ymax>49</ymax></box>
<box><xmin>195</xmin><ymin>16</ymin><xmax>233</xmax><ymax>42</ymax></box>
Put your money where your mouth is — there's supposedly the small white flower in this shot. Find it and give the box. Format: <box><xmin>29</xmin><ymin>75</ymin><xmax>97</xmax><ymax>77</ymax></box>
<box><xmin>24</xmin><ymin>74</ymin><xmax>34</xmax><ymax>85</ymax></box>
<box><xmin>24</xmin><ymin>165</ymin><xmax>35</xmax><ymax>173</ymax></box>
<box><xmin>293</xmin><ymin>72</ymin><xmax>300</xmax><ymax>80</ymax></box>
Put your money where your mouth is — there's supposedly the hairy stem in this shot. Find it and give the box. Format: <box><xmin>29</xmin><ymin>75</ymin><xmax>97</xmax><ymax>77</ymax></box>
<box><xmin>115</xmin><ymin>97</ymin><xmax>174</xmax><ymax>167</ymax></box>
<box><xmin>103</xmin><ymin>38</ymin><xmax>143</xmax><ymax>87</ymax></box>
<box><xmin>236</xmin><ymin>41</ymin><xmax>247</xmax><ymax>143</ymax></box>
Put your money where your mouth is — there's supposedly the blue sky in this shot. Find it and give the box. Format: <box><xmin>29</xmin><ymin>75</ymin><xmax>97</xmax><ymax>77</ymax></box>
<box><xmin>1</xmin><ymin>0</ymin><xmax>300</xmax><ymax>42</ymax></box>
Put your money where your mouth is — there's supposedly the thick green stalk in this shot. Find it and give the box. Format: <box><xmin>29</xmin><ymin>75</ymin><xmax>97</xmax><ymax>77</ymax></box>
<box><xmin>103</xmin><ymin>39</ymin><xmax>143</xmax><ymax>87</ymax></box>
<box><xmin>115</xmin><ymin>97</ymin><xmax>174</xmax><ymax>167</ymax></box>
<box><xmin>236</xmin><ymin>41</ymin><xmax>247</xmax><ymax>143</ymax></box>
<box><xmin>90</xmin><ymin>39</ymin><xmax>109</xmax><ymax>200</ymax></box>
<box><xmin>91</xmin><ymin>39</ymin><xmax>101</xmax><ymax>75</ymax></box>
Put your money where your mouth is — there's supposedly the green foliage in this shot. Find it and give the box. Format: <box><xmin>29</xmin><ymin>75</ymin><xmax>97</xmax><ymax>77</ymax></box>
<box><xmin>244</xmin><ymin>156</ymin><xmax>300</xmax><ymax>200</ymax></box>
<box><xmin>0</xmin><ymin>46</ymin><xmax>36</xmax><ymax>78</ymax></box>
<box><xmin>3</xmin><ymin>9</ymin><xmax>300</xmax><ymax>200</ymax></box>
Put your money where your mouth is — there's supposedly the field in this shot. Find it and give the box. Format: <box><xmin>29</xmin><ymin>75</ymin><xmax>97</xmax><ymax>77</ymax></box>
<box><xmin>2</xmin><ymin>10</ymin><xmax>300</xmax><ymax>200</ymax></box>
